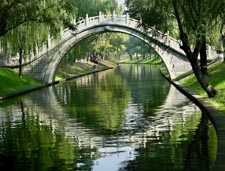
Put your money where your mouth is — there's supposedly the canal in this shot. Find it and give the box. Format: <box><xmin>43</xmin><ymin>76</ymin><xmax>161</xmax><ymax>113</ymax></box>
<box><xmin>0</xmin><ymin>64</ymin><xmax>217</xmax><ymax>171</ymax></box>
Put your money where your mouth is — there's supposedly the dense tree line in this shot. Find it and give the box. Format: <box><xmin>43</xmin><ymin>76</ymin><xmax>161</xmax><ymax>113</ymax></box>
<box><xmin>125</xmin><ymin>0</ymin><xmax>225</xmax><ymax>97</ymax></box>
<box><xmin>0</xmin><ymin>0</ymin><xmax>121</xmax><ymax>37</ymax></box>
<box><xmin>61</xmin><ymin>32</ymin><xmax>127</xmax><ymax>65</ymax></box>
<box><xmin>60</xmin><ymin>33</ymin><xmax>156</xmax><ymax>68</ymax></box>
<box><xmin>125</xmin><ymin>36</ymin><xmax>153</xmax><ymax>60</ymax></box>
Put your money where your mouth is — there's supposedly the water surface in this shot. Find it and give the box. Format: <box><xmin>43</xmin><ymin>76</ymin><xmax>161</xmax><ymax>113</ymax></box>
<box><xmin>0</xmin><ymin>64</ymin><xmax>217</xmax><ymax>171</ymax></box>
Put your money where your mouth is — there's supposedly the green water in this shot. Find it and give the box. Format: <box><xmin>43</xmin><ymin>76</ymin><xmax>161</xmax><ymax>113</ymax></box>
<box><xmin>0</xmin><ymin>64</ymin><xmax>217</xmax><ymax>171</ymax></box>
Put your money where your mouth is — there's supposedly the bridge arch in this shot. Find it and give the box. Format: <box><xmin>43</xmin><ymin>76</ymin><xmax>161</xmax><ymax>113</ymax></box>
<box><xmin>25</xmin><ymin>13</ymin><xmax>191</xmax><ymax>83</ymax></box>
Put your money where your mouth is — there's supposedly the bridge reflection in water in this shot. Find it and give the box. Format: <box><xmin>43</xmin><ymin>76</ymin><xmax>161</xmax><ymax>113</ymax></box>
<box><xmin>0</xmin><ymin>65</ymin><xmax>217</xmax><ymax>171</ymax></box>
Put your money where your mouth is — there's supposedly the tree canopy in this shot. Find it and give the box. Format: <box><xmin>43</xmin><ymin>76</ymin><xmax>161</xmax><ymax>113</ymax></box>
<box><xmin>126</xmin><ymin>0</ymin><xmax>224</xmax><ymax>44</ymax></box>
<box><xmin>0</xmin><ymin>0</ymin><xmax>77</xmax><ymax>36</ymax></box>
<box><xmin>125</xmin><ymin>36</ymin><xmax>153</xmax><ymax>60</ymax></box>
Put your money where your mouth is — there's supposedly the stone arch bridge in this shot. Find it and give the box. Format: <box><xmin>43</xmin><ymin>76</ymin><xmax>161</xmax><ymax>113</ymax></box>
<box><xmin>23</xmin><ymin>12</ymin><xmax>191</xmax><ymax>83</ymax></box>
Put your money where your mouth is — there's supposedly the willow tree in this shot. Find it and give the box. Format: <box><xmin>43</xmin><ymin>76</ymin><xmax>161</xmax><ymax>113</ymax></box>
<box><xmin>91</xmin><ymin>33</ymin><xmax>127</xmax><ymax>61</ymax></box>
<box><xmin>61</xmin><ymin>32</ymin><xmax>127</xmax><ymax>65</ymax></box>
<box><xmin>0</xmin><ymin>0</ymin><xmax>77</xmax><ymax>76</ymax></box>
<box><xmin>220</xmin><ymin>10</ymin><xmax>225</xmax><ymax>62</ymax></box>
<box><xmin>75</xmin><ymin>0</ymin><xmax>123</xmax><ymax>19</ymax></box>
<box><xmin>0</xmin><ymin>0</ymin><xmax>77</xmax><ymax>36</ymax></box>
<box><xmin>125</xmin><ymin>0</ymin><xmax>225</xmax><ymax>97</ymax></box>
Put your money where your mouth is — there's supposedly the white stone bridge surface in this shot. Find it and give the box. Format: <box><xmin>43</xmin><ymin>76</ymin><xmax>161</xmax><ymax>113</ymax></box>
<box><xmin>20</xmin><ymin>12</ymin><xmax>192</xmax><ymax>83</ymax></box>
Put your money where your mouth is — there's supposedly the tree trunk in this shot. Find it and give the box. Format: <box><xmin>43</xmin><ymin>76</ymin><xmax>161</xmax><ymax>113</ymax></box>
<box><xmin>0</xmin><ymin>17</ymin><xmax>6</xmax><ymax>36</ymax></box>
<box><xmin>200</xmin><ymin>35</ymin><xmax>208</xmax><ymax>76</ymax></box>
<box><xmin>187</xmin><ymin>45</ymin><xmax>216</xmax><ymax>97</ymax></box>
<box><xmin>172</xmin><ymin>0</ymin><xmax>217</xmax><ymax>97</ymax></box>
<box><xmin>18</xmin><ymin>35</ymin><xmax>25</xmax><ymax>78</ymax></box>
<box><xmin>126</xmin><ymin>51</ymin><xmax>133</xmax><ymax>60</ymax></box>
<box><xmin>19</xmin><ymin>47</ymin><xmax>23</xmax><ymax>77</ymax></box>
<box><xmin>222</xmin><ymin>35</ymin><xmax>225</xmax><ymax>63</ymax></box>
<box><xmin>142</xmin><ymin>52</ymin><xmax>146</xmax><ymax>60</ymax></box>
<box><xmin>191</xmin><ymin>59</ymin><xmax>216</xmax><ymax>97</ymax></box>
<box><xmin>129</xmin><ymin>53</ymin><xmax>133</xmax><ymax>60</ymax></box>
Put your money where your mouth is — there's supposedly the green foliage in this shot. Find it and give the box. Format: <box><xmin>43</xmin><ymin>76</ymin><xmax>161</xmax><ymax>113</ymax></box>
<box><xmin>90</xmin><ymin>33</ymin><xmax>127</xmax><ymax>60</ymax></box>
<box><xmin>75</xmin><ymin>0</ymin><xmax>123</xmax><ymax>18</ymax></box>
<box><xmin>125</xmin><ymin>0</ymin><xmax>177</xmax><ymax>36</ymax></box>
<box><xmin>61</xmin><ymin>33</ymin><xmax>128</xmax><ymax>65</ymax></box>
<box><xmin>0</xmin><ymin>0</ymin><xmax>77</xmax><ymax>35</ymax></box>
<box><xmin>60</xmin><ymin>32</ymin><xmax>159</xmax><ymax>68</ymax></box>
<box><xmin>125</xmin><ymin>36</ymin><xmax>153</xmax><ymax>59</ymax></box>
<box><xmin>0</xmin><ymin>0</ymin><xmax>78</xmax><ymax>64</ymax></box>
<box><xmin>174</xmin><ymin>0</ymin><xmax>224</xmax><ymax>47</ymax></box>
<box><xmin>125</xmin><ymin>0</ymin><xmax>225</xmax><ymax>47</ymax></box>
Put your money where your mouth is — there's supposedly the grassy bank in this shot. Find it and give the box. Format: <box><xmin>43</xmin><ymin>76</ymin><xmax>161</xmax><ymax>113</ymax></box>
<box><xmin>56</xmin><ymin>62</ymin><xmax>105</xmax><ymax>80</ymax></box>
<box><xmin>0</xmin><ymin>68</ymin><xmax>40</xmax><ymax>96</ymax></box>
<box><xmin>181</xmin><ymin>62</ymin><xmax>225</xmax><ymax>113</ymax></box>
<box><xmin>117</xmin><ymin>55</ymin><xmax>162</xmax><ymax>64</ymax></box>
<box><xmin>0</xmin><ymin>61</ymin><xmax>111</xmax><ymax>98</ymax></box>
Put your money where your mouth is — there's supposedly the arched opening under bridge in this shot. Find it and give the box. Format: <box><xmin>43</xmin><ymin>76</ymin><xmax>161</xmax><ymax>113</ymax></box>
<box><xmin>24</xmin><ymin>13</ymin><xmax>191</xmax><ymax>83</ymax></box>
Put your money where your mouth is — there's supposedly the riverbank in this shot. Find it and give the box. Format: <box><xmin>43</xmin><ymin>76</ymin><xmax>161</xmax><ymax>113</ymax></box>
<box><xmin>0</xmin><ymin>61</ymin><xmax>113</xmax><ymax>101</ymax></box>
<box><xmin>117</xmin><ymin>55</ymin><xmax>162</xmax><ymax>64</ymax></box>
<box><xmin>0</xmin><ymin>68</ymin><xmax>41</xmax><ymax>97</ymax></box>
<box><xmin>162</xmin><ymin>61</ymin><xmax>225</xmax><ymax>171</ymax></box>
<box><xmin>56</xmin><ymin>61</ymin><xmax>109</xmax><ymax>80</ymax></box>
<box><xmin>164</xmin><ymin>77</ymin><xmax>225</xmax><ymax>171</ymax></box>
<box><xmin>181</xmin><ymin>62</ymin><xmax>225</xmax><ymax>114</ymax></box>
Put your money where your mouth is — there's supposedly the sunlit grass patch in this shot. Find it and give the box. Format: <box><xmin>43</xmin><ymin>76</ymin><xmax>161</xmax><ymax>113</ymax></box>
<box><xmin>181</xmin><ymin>62</ymin><xmax>225</xmax><ymax>113</ymax></box>
<box><xmin>0</xmin><ymin>67</ymin><xmax>40</xmax><ymax>96</ymax></box>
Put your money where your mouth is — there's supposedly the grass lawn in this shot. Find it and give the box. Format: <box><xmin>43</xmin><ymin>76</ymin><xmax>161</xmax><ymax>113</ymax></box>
<box><xmin>0</xmin><ymin>67</ymin><xmax>40</xmax><ymax>96</ymax></box>
<box><xmin>0</xmin><ymin>62</ymin><xmax>106</xmax><ymax>97</ymax></box>
<box><xmin>56</xmin><ymin>62</ymin><xmax>101</xmax><ymax>79</ymax></box>
<box><xmin>181</xmin><ymin>62</ymin><xmax>225</xmax><ymax>113</ymax></box>
<box><xmin>117</xmin><ymin>55</ymin><xmax>162</xmax><ymax>64</ymax></box>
